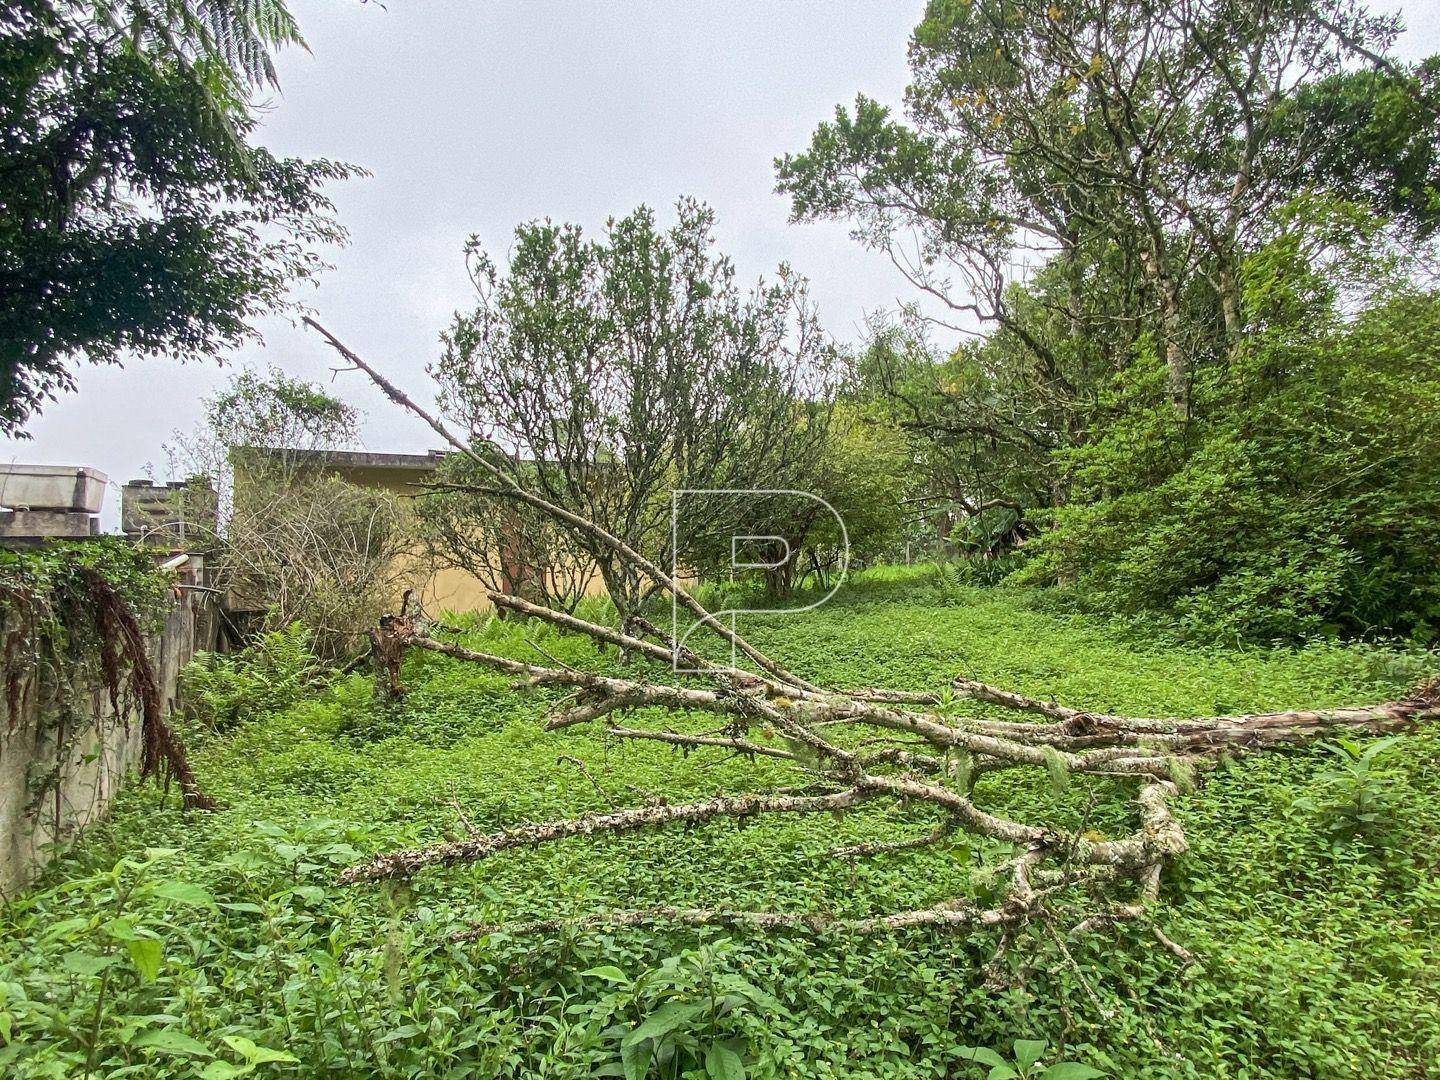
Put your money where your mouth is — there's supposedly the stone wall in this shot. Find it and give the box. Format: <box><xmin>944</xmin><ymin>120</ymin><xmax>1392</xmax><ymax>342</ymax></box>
<box><xmin>0</xmin><ymin>593</ymin><xmax>206</xmax><ymax>900</ymax></box>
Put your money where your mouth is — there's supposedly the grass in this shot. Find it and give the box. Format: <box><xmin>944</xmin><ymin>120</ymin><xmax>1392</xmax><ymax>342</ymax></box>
<box><xmin>2</xmin><ymin>578</ymin><xmax>1439</xmax><ymax>1077</ymax></box>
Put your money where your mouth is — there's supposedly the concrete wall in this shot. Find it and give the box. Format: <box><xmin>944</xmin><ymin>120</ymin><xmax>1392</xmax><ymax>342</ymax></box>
<box><xmin>0</xmin><ymin>594</ymin><xmax>205</xmax><ymax>900</ymax></box>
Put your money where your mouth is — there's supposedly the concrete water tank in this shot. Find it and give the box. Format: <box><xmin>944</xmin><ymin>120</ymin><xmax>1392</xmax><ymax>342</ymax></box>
<box><xmin>0</xmin><ymin>465</ymin><xmax>109</xmax><ymax>513</ymax></box>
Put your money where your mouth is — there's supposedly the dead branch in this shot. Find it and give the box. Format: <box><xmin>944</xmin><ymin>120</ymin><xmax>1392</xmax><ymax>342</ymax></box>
<box><xmin>830</xmin><ymin>818</ymin><xmax>956</xmax><ymax>859</ymax></box>
<box><xmin>340</xmin><ymin>788</ymin><xmax>871</xmax><ymax>883</ymax></box>
<box><xmin>312</xmin><ymin>317</ymin><xmax>1439</xmax><ymax>950</ymax></box>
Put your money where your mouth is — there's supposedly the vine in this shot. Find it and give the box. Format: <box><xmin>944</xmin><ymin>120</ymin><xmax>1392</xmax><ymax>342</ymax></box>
<box><xmin>0</xmin><ymin>539</ymin><xmax>212</xmax><ymax>810</ymax></box>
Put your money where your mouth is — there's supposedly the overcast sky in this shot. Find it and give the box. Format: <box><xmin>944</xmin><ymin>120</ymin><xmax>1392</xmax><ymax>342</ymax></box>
<box><xmin>6</xmin><ymin>0</ymin><xmax>1440</xmax><ymax>528</ymax></box>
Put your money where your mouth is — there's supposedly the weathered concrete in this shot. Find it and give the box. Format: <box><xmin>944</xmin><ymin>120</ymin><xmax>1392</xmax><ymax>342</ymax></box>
<box><xmin>0</xmin><ymin>593</ymin><xmax>205</xmax><ymax>900</ymax></box>
<box><xmin>0</xmin><ymin>464</ymin><xmax>108</xmax><ymax>513</ymax></box>
<box><xmin>121</xmin><ymin>479</ymin><xmax>219</xmax><ymax>547</ymax></box>
<box><xmin>0</xmin><ymin>509</ymin><xmax>101</xmax><ymax>540</ymax></box>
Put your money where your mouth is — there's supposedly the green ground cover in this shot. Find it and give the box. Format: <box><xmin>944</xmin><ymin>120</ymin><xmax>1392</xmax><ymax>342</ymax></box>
<box><xmin>2</xmin><ymin>575</ymin><xmax>1439</xmax><ymax>1077</ymax></box>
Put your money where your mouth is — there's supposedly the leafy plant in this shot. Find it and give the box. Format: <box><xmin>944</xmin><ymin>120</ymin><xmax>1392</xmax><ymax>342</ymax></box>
<box><xmin>572</xmin><ymin>941</ymin><xmax>780</xmax><ymax>1080</ymax></box>
<box><xmin>3</xmin><ymin>585</ymin><xmax>1438</xmax><ymax>1077</ymax></box>
<box><xmin>4</xmin><ymin>848</ymin><xmax>221</xmax><ymax>1073</ymax></box>
<box><xmin>1293</xmin><ymin>735</ymin><xmax>1406</xmax><ymax>843</ymax></box>
<box><xmin>956</xmin><ymin>1039</ymin><xmax>1104</xmax><ymax>1079</ymax></box>
<box><xmin>180</xmin><ymin>622</ymin><xmax>322</xmax><ymax>733</ymax></box>
<box><xmin>200</xmin><ymin>1035</ymin><xmax>298</xmax><ymax>1078</ymax></box>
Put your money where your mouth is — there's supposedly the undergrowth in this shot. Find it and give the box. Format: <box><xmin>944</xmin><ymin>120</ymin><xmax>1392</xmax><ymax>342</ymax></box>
<box><xmin>1</xmin><ymin>583</ymin><xmax>1437</xmax><ymax>1077</ymax></box>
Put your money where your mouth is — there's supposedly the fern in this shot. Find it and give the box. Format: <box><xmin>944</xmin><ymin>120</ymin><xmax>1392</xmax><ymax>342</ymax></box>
<box><xmin>180</xmin><ymin>622</ymin><xmax>320</xmax><ymax>732</ymax></box>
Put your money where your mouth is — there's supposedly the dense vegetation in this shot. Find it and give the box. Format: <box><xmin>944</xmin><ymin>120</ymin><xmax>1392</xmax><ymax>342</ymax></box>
<box><xmin>2</xmin><ymin>576</ymin><xmax>1437</xmax><ymax>1077</ymax></box>
<box><xmin>0</xmin><ymin>537</ymin><xmax>172</xmax><ymax>726</ymax></box>
<box><xmin>781</xmin><ymin>0</ymin><xmax>1440</xmax><ymax>642</ymax></box>
<box><xmin>165</xmin><ymin>368</ymin><xmax>417</xmax><ymax>662</ymax></box>
<box><xmin>433</xmin><ymin>198</ymin><xmax>839</xmax><ymax>617</ymax></box>
<box><xmin>4</xmin><ymin>0</ymin><xmax>1440</xmax><ymax>1075</ymax></box>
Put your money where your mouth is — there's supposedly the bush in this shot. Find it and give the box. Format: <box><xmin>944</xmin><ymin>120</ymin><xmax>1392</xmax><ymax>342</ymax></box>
<box><xmin>179</xmin><ymin>623</ymin><xmax>321</xmax><ymax>733</ymax></box>
<box><xmin>1021</xmin><ymin>292</ymin><xmax>1440</xmax><ymax>642</ymax></box>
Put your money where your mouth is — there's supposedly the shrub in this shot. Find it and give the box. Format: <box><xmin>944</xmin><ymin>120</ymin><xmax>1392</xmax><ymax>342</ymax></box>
<box><xmin>1020</xmin><ymin>292</ymin><xmax>1440</xmax><ymax>642</ymax></box>
<box><xmin>179</xmin><ymin>622</ymin><xmax>321</xmax><ymax>733</ymax></box>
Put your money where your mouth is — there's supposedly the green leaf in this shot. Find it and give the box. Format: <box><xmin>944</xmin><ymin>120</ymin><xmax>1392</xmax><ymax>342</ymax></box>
<box><xmin>152</xmin><ymin>881</ymin><xmax>215</xmax><ymax>908</ymax></box>
<box><xmin>620</xmin><ymin>1038</ymin><xmax>651</xmax><ymax>1080</ymax></box>
<box><xmin>133</xmin><ymin>1028</ymin><xmax>213</xmax><ymax>1057</ymax></box>
<box><xmin>40</xmin><ymin>916</ymin><xmax>92</xmax><ymax>942</ymax></box>
<box><xmin>1014</xmin><ymin>1040</ymin><xmax>1048</xmax><ymax>1070</ymax></box>
<box><xmin>104</xmin><ymin>917</ymin><xmax>139</xmax><ymax>942</ymax></box>
<box><xmin>61</xmin><ymin>951</ymin><xmax>118</xmax><ymax>977</ymax></box>
<box><xmin>1041</xmin><ymin>1064</ymin><xmax>1106</xmax><ymax>1080</ymax></box>
<box><xmin>127</xmin><ymin>939</ymin><xmax>163</xmax><ymax>983</ymax></box>
<box><xmin>581</xmin><ymin>965</ymin><xmax>630</xmax><ymax>985</ymax></box>
<box><xmin>248</xmin><ymin>1046</ymin><xmax>298</xmax><ymax>1065</ymax></box>
<box><xmin>622</xmin><ymin>1001</ymin><xmax>704</xmax><ymax>1047</ymax></box>
<box><xmin>222</xmin><ymin>1035</ymin><xmax>295</xmax><ymax>1065</ymax></box>
<box><xmin>957</xmin><ymin>1046</ymin><xmax>1010</xmax><ymax>1069</ymax></box>
<box><xmin>705</xmin><ymin>1042</ymin><xmax>746</xmax><ymax>1080</ymax></box>
<box><xmin>222</xmin><ymin>1035</ymin><xmax>259</xmax><ymax>1059</ymax></box>
<box><xmin>200</xmin><ymin>1061</ymin><xmax>252</xmax><ymax>1079</ymax></box>
<box><xmin>375</xmin><ymin>1023</ymin><xmax>424</xmax><ymax>1044</ymax></box>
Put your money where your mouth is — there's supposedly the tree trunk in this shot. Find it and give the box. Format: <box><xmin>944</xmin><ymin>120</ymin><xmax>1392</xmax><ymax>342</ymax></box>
<box><xmin>1159</xmin><ymin>276</ymin><xmax>1189</xmax><ymax>421</ymax></box>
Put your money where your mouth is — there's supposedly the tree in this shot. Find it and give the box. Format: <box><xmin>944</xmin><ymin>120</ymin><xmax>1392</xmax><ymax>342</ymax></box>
<box><xmin>166</xmin><ymin>366</ymin><xmax>360</xmax><ymax>518</ymax></box>
<box><xmin>223</xmin><ymin>472</ymin><xmax>417</xmax><ymax>662</ymax></box>
<box><xmin>0</xmin><ymin>0</ymin><xmax>354</xmax><ymax>434</ymax></box>
<box><xmin>1019</xmin><ymin>208</ymin><xmax>1440</xmax><ymax>640</ymax></box>
<box><xmin>307</xmin><ymin>321</ymin><xmax>1440</xmax><ymax>948</ymax></box>
<box><xmin>790</xmin><ymin>404</ymin><xmax>912</xmax><ymax>586</ymax></box>
<box><xmin>414</xmin><ymin>452</ymin><xmax>598</xmax><ymax>615</ymax></box>
<box><xmin>167</xmin><ymin>369</ymin><xmax>416</xmax><ymax>661</ymax></box>
<box><xmin>433</xmin><ymin>199</ymin><xmax>838</xmax><ymax>617</ymax></box>
<box><xmin>855</xmin><ymin>326</ymin><xmax>1049</xmax><ymax>543</ymax></box>
<box><xmin>693</xmin><ymin>401</ymin><xmax>913</xmax><ymax>597</ymax></box>
<box><xmin>778</xmin><ymin>0</ymin><xmax>1440</xmax><ymax>637</ymax></box>
<box><xmin>779</xmin><ymin>0</ymin><xmax>1438</xmax><ymax>423</ymax></box>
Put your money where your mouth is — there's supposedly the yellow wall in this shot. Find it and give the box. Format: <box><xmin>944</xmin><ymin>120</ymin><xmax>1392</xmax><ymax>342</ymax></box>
<box><xmin>305</xmin><ymin>460</ymin><xmax>502</xmax><ymax>615</ymax></box>
<box><xmin>232</xmin><ymin>454</ymin><xmax>604</xmax><ymax>616</ymax></box>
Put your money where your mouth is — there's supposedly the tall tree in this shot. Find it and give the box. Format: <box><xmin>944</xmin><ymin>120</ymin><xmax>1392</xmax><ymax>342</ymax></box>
<box><xmin>779</xmin><ymin>0</ymin><xmax>1438</xmax><ymax>421</ymax></box>
<box><xmin>0</xmin><ymin>0</ymin><xmax>354</xmax><ymax>434</ymax></box>
<box><xmin>780</xmin><ymin>0</ymin><xmax>1440</xmax><ymax>636</ymax></box>
<box><xmin>433</xmin><ymin>199</ymin><xmax>838</xmax><ymax>617</ymax></box>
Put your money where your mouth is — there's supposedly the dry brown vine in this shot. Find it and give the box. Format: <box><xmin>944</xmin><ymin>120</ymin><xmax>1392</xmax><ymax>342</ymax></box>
<box><xmin>82</xmin><ymin>569</ymin><xmax>214</xmax><ymax>811</ymax></box>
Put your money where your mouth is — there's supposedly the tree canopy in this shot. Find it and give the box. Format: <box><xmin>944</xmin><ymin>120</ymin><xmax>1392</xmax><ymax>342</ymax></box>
<box><xmin>780</xmin><ymin>0</ymin><xmax>1440</xmax><ymax>640</ymax></box>
<box><xmin>433</xmin><ymin>199</ymin><xmax>839</xmax><ymax>615</ymax></box>
<box><xmin>0</xmin><ymin>0</ymin><xmax>354</xmax><ymax>435</ymax></box>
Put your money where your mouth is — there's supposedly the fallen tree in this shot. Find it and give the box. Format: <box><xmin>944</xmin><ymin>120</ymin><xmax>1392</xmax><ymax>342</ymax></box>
<box><xmin>308</xmin><ymin>318</ymin><xmax>1440</xmax><ymax>950</ymax></box>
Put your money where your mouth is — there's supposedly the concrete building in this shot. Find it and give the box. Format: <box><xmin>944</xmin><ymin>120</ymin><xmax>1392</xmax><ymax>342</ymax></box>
<box><xmin>228</xmin><ymin>447</ymin><xmax>570</xmax><ymax>615</ymax></box>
